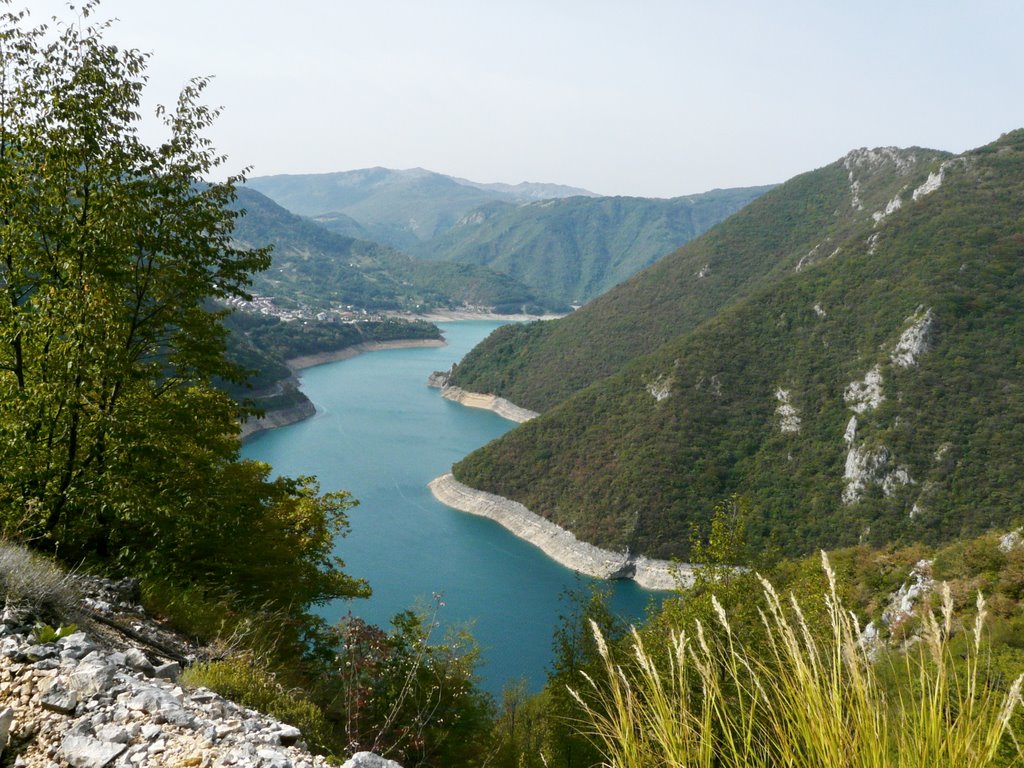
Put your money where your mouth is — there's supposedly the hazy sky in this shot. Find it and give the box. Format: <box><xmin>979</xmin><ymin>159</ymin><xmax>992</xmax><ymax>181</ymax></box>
<box><xmin>25</xmin><ymin>0</ymin><xmax>1024</xmax><ymax>197</ymax></box>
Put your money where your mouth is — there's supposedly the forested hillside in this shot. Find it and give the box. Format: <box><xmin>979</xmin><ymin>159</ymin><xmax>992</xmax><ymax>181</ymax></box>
<box><xmin>448</xmin><ymin>146</ymin><xmax>947</xmax><ymax>411</ymax></box>
<box><xmin>416</xmin><ymin>187</ymin><xmax>772</xmax><ymax>304</ymax></box>
<box><xmin>453</xmin><ymin>131</ymin><xmax>1024</xmax><ymax>560</ymax></box>
<box><xmin>233</xmin><ymin>187</ymin><xmax>561</xmax><ymax>313</ymax></box>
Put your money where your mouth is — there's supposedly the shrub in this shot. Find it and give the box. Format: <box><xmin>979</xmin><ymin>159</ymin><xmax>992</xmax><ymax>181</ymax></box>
<box><xmin>0</xmin><ymin>540</ymin><xmax>79</xmax><ymax>621</ymax></box>
<box><xmin>182</xmin><ymin>653</ymin><xmax>329</xmax><ymax>750</ymax></box>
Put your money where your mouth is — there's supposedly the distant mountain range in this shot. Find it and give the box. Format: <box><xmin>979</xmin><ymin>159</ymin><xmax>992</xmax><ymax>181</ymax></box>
<box><xmin>248</xmin><ymin>167</ymin><xmax>596</xmax><ymax>251</ymax></box>
<box><xmin>248</xmin><ymin>167</ymin><xmax>771</xmax><ymax>307</ymax></box>
<box><xmin>447</xmin><ymin>130</ymin><xmax>1024</xmax><ymax>562</ymax></box>
<box><xmin>232</xmin><ymin>187</ymin><xmax>558</xmax><ymax>314</ymax></box>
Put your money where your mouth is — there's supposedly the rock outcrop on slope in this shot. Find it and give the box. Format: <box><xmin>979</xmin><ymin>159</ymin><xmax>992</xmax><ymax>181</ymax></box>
<box><xmin>0</xmin><ymin>576</ymin><xmax>398</xmax><ymax>768</ymax></box>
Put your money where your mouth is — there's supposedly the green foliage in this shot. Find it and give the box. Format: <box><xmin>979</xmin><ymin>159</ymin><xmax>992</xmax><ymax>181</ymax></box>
<box><xmin>31</xmin><ymin>622</ymin><xmax>78</xmax><ymax>643</ymax></box>
<box><xmin>221</xmin><ymin>312</ymin><xmax>442</xmax><ymax>411</ymax></box>
<box><xmin>311</xmin><ymin>602</ymin><xmax>494</xmax><ymax>767</ymax></box>
<box><xmin>0</xmin><ymin>5</ymin><xmax>262</xmax><ymax>553</ymax></box>
<box><xmin>453</xmin><ymin>132</ymin><xmax>1024</xmax><ymax>562</ymax></box>
<box><xmin>249</xmin><ymin>167</ymin><xmax>593</xmax><ymax>252</ymax></box>
<box><xmin>182</xmin><ymin>653</ymin><xmax>330</xmax><ymax>751</ymax></box>
<box><xmin>447</xmin><ymin>156</ymin><xmax>925</xmax><ymax>411</ymax></box>
<box><xmin>539</xmin><ymin>581</ymin><xmax>628</xmax><ymax>768</ymax></box>
<box><xmin>0</xmin><ymin>3</ymin><xmax>368</xmax><ymax>628</ymax></box>
<box><xmin>485</xmin><ymin>681</ymin><xmax>554</xmax><ymax>768</ymax></box>
<box><xmin>417</xmin><ymin>188</ymin><xmax>773</xmax><ymax>306</ymax></box>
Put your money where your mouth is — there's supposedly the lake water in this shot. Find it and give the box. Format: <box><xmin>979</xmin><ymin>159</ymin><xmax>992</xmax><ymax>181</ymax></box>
<box><xmin>241</xmin><ymin>321</ymin><xmax>657</xmax><ymax>694</ymax></box>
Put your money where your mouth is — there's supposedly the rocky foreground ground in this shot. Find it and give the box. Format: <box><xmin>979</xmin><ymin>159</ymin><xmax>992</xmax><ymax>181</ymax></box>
<box><xmin>0</xmin><ymin>578</ymin><xmax>397</xmax><ymax>768</ymax></box>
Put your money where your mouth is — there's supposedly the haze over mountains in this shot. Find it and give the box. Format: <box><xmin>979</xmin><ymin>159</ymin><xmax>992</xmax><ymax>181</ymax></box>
<box><xmin>248</xmin><ymin>167</ymin><xmax>596</xmax><ymax>250</ymax></box>
<box><xmin>246</xmin><ymin>167</ymin><xmax>770</xmax><ymax>307</ymax></box>
<box><xmin>231</xmin><ymin>187</ymin><xmax>553</xmax><ymax>314</ymax></box>
<box><xmin>447</xmin><ymin>130</ymin><xmax>1024</xmax><ymax>562</ymax></box>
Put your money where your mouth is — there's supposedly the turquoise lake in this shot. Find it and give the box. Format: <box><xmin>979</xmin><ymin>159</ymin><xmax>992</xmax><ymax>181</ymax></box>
<box><xmin>241</xmin><ymin>321</ymin><xmax>656</xmax><ymax>694</ymax></box>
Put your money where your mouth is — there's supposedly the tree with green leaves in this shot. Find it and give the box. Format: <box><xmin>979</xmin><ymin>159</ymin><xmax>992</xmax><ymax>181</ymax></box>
<box><xmin>0</xmin><ymin>2</ymin><xmax>366</xmax><ymax>614</ymax></box>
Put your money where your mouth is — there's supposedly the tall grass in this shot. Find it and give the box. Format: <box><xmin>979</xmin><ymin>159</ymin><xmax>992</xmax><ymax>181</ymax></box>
<box><xmin>571</xmin><ymin>552</ymin><xmax>1023</xmax><ymax>768</ymax></box>
<box><xmin>0</xmin><ymin>539</ymin><xmax>80</xmax><ymax>620</ymax></box>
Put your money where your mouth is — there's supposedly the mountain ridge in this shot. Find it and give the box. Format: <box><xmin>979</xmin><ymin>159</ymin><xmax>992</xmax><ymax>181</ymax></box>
<box><xmin>446</xmin><ymin>130</ymin><xmax>1024</xmax><ymax>561</ymax></box>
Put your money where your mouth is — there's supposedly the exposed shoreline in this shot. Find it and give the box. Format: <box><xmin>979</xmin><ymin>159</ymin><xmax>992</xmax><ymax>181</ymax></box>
<box><xmin>429</xmin><ymin>381</ymin><xmax>539</xmax><ymax>424</ymax></box>
<box><xmin>391</xmin><ymin>309</ymin><xmax>565</xmax><ymax>323</ymax></box>
<box><xmin>429</xmin><ymin>472</ymin><xmax>691</xmax><ymax>591</ymax></box>
<box><xmin>287</xmin><ymin>338</ymin><xmax>446</xmax><ymax>372</ymax></box>
<box><xmin>239</xmin><ymin>338</ymin><xmax>447</xmax><ymax>440</ymax></box>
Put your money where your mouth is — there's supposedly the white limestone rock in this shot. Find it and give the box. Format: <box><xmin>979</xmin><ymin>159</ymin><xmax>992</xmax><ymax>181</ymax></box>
<box><xmin>842</xmin><ymin>443</ymin><xmax>890</xmax><ymax>504</ymax></box>
<box><xmin>796</xmin><ymin>248</ymin><xmax>816</xmax><ymax>272</ymax></box>
<box><xmin>891</xmin><ymin>307</ymin><xmax>935</xmax><ymax>367</ymax></box>
<box><xmin>0</xmin><ymin>706</ymin><xmax>13</xmax><ymax>759</ymax></box>
<box><xmin>844</xmin><ymin>147</ymin><xmax>918</xmax><ymax>176</ymax></box>
<box><xmin>843</xmin><ymin>147</ymin><xmax>919</xmax><ymax>211</ymax></box>
<box><xmin>774</xmin><ymin>388</ymin><xmax>801</xmax><ymax>433</ymax></box>
<box><xmin>697</xmin><ymin>263</ymin><xmax>711</xmax><ymax>278</ymax></box>
<box><xmin>843</xmin><ymin>416</ymin><xmax>858</xmax><ymax>445</ymax></box>
<box><xmin>999</xmin><ymin>529</ymin><xmax>1023</xmax><ymax>552</ymax></box>
<box><xmin>882</xmin><ymin>467</ymin><xmax>914</xmax><ymax>496</ymax></box>
<box><xmin>342</xmin><ymin>753</ymin><xmax>404</xmax><ymax>768</ymax></box>
<box><xmin>813</xmin><ymin>303</ymin><xmax>827</xmax><ymax>318</ymax></box>
<box><xmin>872</xmin><ymin>194</ymin><xmax>903</xmax><ymax>224</ymax></box>
<box><xmin>912</xmin><ymin>169</ymin><xmax>944</xmax><ymax>200</ymax></box>
<box><xmin>882</xmin><ymin>560</ymin><xmax>934</xmax><ymax>627</ymax></box>
<box><xmin>844</xmin><ymin>366</ymin><xmax>884</xmax><ymax>413</ymax></box>
<box><xmin>646</xmin><ymin>374</ymin><xmax>673</xmax><ymax>402</ymax></box>
<box><xmin>62</xmin><ymin>735</ymin><xmax>127</xmax><ymax>768</ymax></box>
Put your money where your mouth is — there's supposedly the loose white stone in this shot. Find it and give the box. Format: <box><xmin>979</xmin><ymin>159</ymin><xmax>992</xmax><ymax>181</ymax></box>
<box><xmin>342</xmin><ymin>753</ymin><xmax>404</xmax><ymax>768</ymax></box>
<box><xmin>813</xmin><ymin>303</ymin><xmax>827</xmax><ymax>318</ymax></box>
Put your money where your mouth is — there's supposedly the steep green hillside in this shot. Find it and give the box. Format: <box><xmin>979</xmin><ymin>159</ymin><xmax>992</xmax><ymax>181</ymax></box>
<box><xmin>448</xmin><ymin>149</ymin><xmax>946</xmax><ymax>411</ymax></box>
<box><xmin>453</xmin><ymin>131</ymin><xmax>1024</xmax><ymax>561</ymax></box>
<box><xmin>233</xmin><ymin>188</ymin><xmax>559</xmax><ymax>313</ymax></box>
<box><xmin>222</xmin><ymin>313</ymin><xmax>441</xmax><ymax>414</ymax></box>
<box><xmin>417</xmin><ymin>187</ymin><xmax>772</xmax><ymax>304</ymax></box>
<box><xmin>249</xmin><ymin>167</ymin><xmax>592</xmax><ymax>251</ymax></box>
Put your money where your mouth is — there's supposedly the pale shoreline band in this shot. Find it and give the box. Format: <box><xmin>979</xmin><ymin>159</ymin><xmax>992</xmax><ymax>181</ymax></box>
<box><xmin>239</xmin><ymin>339</ymin><xmax>447</xmax><ymax>440</ymax></box>
<box><xmin>428</xmin><ymin>472</ymin><xmax>691</xmax><ymax>591</ymax></box>
<box><xmin>287</xmin><ymin>338</ymin><xmax>446</xmax><ymax>372</ymax></box>
<box><xmin>436</xmin><ymin>386</ymin><xmax>540</xmax><ymax>423</ymax></box>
